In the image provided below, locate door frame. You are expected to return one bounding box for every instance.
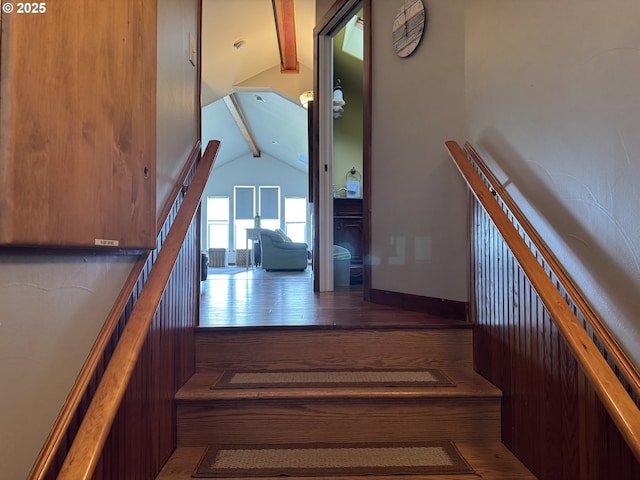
[312,0,371,295]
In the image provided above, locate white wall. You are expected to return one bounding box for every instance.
[0,1,199,478]
[201,153,310,261]
[237,64,314,106]
[0,256,135,479]
[157,0,200,216]
[370,0,468,301]
[465,0,640,365]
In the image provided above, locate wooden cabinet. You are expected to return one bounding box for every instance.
[0,0,157,250]
[333,198,363,284]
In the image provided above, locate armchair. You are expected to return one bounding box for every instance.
[259,230,309,271]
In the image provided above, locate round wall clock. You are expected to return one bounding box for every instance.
[392,0,427,58]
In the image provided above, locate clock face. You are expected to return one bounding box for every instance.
[392,0,426,58]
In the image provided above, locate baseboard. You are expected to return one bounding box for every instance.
[368,289,467,320]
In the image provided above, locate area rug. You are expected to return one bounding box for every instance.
[192,441,474,477]
[210,369,455,389]
[208,267,248,275]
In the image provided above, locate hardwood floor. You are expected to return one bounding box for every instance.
[199,267,466,329]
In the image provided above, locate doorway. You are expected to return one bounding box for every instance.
[313,0,370,296]
[198,0,316,279]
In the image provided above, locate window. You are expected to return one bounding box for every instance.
[285,197,307,243]
[206,196,229,249]
[234,186,255,249]
[259,186,281,232]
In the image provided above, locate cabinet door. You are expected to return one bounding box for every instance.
[0,0,156,250]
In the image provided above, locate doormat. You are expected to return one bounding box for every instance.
[210,369,455,389]
[192,441,474,477]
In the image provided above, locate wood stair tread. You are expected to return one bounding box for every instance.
[157,442,536,479]
[196,317,473,332]
[177,368,502,402]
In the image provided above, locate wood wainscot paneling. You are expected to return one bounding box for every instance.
[93,213,199,479]
[470,196,640,479]
[368,288,467,321]
[0,0,156,250]
[33,157,201,480]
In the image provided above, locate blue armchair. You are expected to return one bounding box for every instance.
[259,230,309,271]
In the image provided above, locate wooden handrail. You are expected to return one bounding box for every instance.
[445,140,640,462]
[463,142,640,398]
[158,140,203,231]
[27,141,202,480]
[57,140,220,480]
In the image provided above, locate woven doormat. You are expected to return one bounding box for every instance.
[211,369,455,389]
[192,441,474,477]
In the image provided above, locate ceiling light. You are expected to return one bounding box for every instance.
[299,90,314,109]
[333,79,345,119]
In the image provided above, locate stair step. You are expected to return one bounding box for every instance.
[164,324,536,479]
[195,327,473,372]
[157,442,537,479]
[176,368,502,447]
[178,369,500,402]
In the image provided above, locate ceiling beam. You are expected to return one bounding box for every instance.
[272,0,299,73]
[223,94,261,158]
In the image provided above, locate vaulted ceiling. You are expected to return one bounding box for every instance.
[201,0,316,172]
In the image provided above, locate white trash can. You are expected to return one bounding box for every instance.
[333,245,352,286]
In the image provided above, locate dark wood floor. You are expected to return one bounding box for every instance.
[199,267,467,329]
